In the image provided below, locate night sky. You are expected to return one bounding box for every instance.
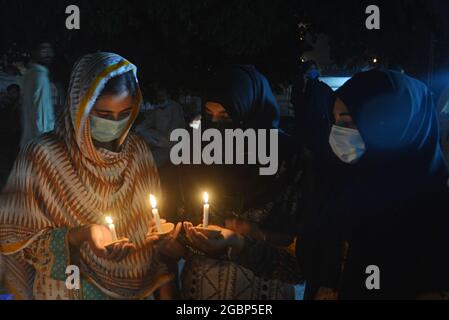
[1,0,448,95]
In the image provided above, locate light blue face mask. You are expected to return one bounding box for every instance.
[329,125,366,164]
[90,115,130,143]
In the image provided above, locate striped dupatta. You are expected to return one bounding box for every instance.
[0,53,172,299]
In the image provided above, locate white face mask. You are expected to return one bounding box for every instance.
[329,125,366,164]
[90,115,130,143]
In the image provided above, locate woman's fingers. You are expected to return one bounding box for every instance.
[106,242,135,261]
[125,242,136,252]
[189,224,209,241]
[179,221,231,257]
[146,234,161,244]
[173,222,182,239]
[127,243,137,255]
[184,222,191,233]
[183,222,194,243]
[189,228,212,251]
[191,227,209,241]
[182,221,222,254]
[95,247,109,259]
[184,221,194,228]
[106,242,124,260]
[146,232,175,248]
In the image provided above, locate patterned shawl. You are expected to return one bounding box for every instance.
[0,52,172,299]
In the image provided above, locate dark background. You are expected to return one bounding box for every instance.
[1,0,449,96]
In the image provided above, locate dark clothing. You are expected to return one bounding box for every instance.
[0,98,21,188]
[236,236,303,285]
[171,66,310,300]
[177,65,310,238]
[290,75,305,113]
[232,70,449,300]
[293,79,335,158]
[201,66,306,234]
[301,70,449,299]
[204,65,281,130]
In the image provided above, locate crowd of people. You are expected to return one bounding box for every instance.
[0,50,449,300]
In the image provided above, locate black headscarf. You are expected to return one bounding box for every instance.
[203,65,281,130]
[334,70,448,220]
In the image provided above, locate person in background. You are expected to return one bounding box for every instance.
[291,60,319,122]
[4,65,21,77]
[20,41,56,148]
[291,61,335,158]
[0,84,21,188]
[5,84,20,103]
[5,84,21,144]
[135,87,186,168]
[51,81,66,121]
[290,63,338,261]
[134,87,186,223]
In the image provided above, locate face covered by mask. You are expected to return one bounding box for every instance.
[329,125,366,164]
[90,115,130,143]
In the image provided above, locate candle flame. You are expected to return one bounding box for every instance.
[149,194,157,209]
[203,192,209,204]
[105,216,113,225]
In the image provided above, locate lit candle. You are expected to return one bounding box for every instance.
[149,194,163,233]
[105,216,118,242]
[203,192,210,229]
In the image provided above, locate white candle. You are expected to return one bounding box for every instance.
[105,216,118,242]
[149,194,163,233]
[203,192,210,229]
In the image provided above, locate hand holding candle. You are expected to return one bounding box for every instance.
[100,217,134,260]
[149,194,163,233]
[193,191,220,238]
